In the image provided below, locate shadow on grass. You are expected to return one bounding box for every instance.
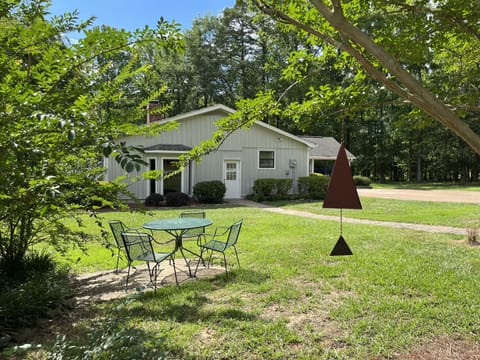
[123,268,268,324]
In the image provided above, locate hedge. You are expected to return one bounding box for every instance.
[297,174,329,200]
[193,180,226,203]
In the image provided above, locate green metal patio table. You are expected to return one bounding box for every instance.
[143,217,213,277]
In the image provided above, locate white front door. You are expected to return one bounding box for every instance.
[224,160,241,198]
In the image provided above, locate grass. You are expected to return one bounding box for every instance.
[267,197,480,228]
[7,202,480,359]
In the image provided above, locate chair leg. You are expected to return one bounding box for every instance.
[171,256,178,285]
[233,246,240,267]
[194,247,205,276]
[222,253,228,274]
[197,235,206,266]
[207,250,213,269]
[179,247,192,277]
[146,262,154,286]
[152,263,159,291]
[115,248,121,274]
[125,263,131,291]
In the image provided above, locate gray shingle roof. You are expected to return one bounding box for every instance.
[299,136,356,160]
[144,144,192,152]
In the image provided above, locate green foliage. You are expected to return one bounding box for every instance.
[63,179,128,210]
[164,192,190,207]
[193,180,226,203]
[353,175,371,187]
[48,299,169,359]
[276,178,293,195]
[297,174,329,200]
[0,251,71,330]
[144,193,164,207]
[230,0,480,180]
[0,1,183,278]
[250,178,292,201]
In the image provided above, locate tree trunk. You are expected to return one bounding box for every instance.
[256,1,480,155]
[416,155,423,182]
[311,0,480,155]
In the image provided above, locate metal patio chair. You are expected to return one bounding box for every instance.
[180,210,207,243]
[108,220,141,273]
[180,210,207,265]
[195,219,243,275]
[121,231,177,290]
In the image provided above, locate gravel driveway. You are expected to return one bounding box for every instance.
[357,188,480,204]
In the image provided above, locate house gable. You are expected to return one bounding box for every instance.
[299,136,356,160]
[151,104,314,150]
[107,104,314,200]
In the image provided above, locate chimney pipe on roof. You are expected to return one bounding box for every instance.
[147,100,163,124]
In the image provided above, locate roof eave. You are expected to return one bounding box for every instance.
[254,120,315,148]
[144,150,190,154]
[309,155,357,160]
[152,104,236,125]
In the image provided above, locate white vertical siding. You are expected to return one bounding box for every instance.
[105,108,311,199]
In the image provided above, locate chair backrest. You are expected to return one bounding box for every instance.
[225,219,243,248]
[180,210,206,237]
[121,232,154,262]
[109,220,126,248]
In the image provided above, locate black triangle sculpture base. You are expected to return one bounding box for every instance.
[330,235,353,256]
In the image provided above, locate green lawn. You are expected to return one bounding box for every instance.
[19,203,480,359]
[267,197,480,228]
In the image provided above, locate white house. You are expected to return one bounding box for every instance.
[104,104,352,200]
[299,136,356,175]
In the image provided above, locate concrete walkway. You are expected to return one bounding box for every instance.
[73,261,225,303]
[229,199,468,236]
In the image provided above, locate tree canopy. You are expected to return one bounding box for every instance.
[0,0,182,277]
[248,0,480,154]
[3,0,480,277]
[146,0,479,181]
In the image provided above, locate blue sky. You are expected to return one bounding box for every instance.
[48,0,236,31]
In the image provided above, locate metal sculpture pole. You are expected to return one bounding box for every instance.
[322,143,362,256]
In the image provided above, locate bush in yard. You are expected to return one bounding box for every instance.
[193,180,226,203]
[252,178,277,197]
[250,178,293,201]
[48,299,169,359]
[297,174,329,200]
[165,192,190,207]
[245,192,265,202]
[144,193,164,206]
[275,179,293,196]
[353,175,372,187]
[0,251,71,331]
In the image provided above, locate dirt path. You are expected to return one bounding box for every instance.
[260,206,467,235]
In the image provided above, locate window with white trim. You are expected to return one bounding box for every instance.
[258,150,275,169]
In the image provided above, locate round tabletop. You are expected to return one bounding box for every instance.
[143,217,213,231]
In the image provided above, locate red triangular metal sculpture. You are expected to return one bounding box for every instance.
[323,143,362,256]
[330,235,353,256]
[323,143,362,209]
